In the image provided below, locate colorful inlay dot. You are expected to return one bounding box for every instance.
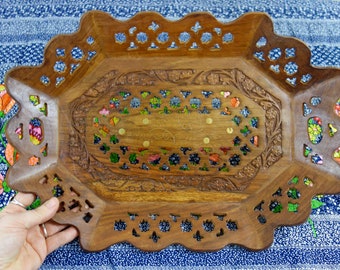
[203,137,210,144]
[118,128,126,135]
[226,127,233,134]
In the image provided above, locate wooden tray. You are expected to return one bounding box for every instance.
[5,11,340,251]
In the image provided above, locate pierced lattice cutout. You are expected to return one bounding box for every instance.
[29,95,40,106]
[253,33,317,88]
[29,118,43,145]
[301,74,312,84]
[254,51,265,62]
[70,186,80,197]
[112,209,239,245]
[38,175,48,185]
[191,21,202,33]
[58,201,66,212]
[307,116,323,145]
[300,91,339,166]
[85,199,94,209]
[52,184,64,197]
[70,63,80,74]
[268,48,282,61]
[252,174,314,224]
[335,98,340,117]
[148,21,159,32]
[284,62,298,75]
[285,48,296,58]
[56,48,66,57]
[71,47,84,60]
[40,75,50,86]
[222,33,233,43]
[270,64,280,74]
[333,147,340,165]
[136,32,148,44]
[40,143,48,157]
[285,77,297,87]
[68,199,81,212]
[86,36,95,45]
[83,212,93,223]
[28,155,40,166]
[54,61,67,73]
[288,202,299,213]
[256,36,267,47]
[15,123,23,140]
[39,103,47,116]
[159,220,171,232]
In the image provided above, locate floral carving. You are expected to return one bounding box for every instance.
[69,68,282,192]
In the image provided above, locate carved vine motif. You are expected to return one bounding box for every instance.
[69,69,282,192]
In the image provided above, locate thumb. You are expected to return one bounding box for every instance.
[21,197,59,229]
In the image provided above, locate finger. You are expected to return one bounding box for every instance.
[46,226,79,254]
[5,192,36,212]
[13,192,36,206]
[21,197,59,229]
[44,221,69,236]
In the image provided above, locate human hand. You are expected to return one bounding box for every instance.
[0,192,78,270]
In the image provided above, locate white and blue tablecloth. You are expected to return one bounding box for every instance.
[0,1,339,269]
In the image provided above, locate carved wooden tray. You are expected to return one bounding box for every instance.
[5,11,340,251]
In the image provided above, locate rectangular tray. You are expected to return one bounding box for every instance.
[5,11,340,251]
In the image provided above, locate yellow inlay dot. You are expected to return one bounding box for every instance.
[142,118,150,125]
[143,141,150,147]
[206,118,213,124]
[203,137,210,144]
[118,128,126,135]
[226,127,233,134]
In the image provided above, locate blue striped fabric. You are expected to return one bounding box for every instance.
[0,1,339,269]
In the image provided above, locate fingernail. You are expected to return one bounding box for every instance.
[45,197,58,209]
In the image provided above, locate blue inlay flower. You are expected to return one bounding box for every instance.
[201,32,212,43]
[179,32,190,43]
[157,32,169,43]
[181,219,192,232]
[114,220,127,231]
[139,220,150,232]
[115,33,126,43]
[136,32,148,43]
[159,220,171,232]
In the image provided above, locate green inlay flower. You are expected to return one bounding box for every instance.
[110,135,119,144]
[140,108,150,115]
[141,91,151,98]
[150,96,161,109]
[160,106,171,114]
[121,107,129,114]
[129,153,139,164]
[287,188,300,199]
[289,176,299,184]
[287,202,299,212]
[110,152,120,163]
